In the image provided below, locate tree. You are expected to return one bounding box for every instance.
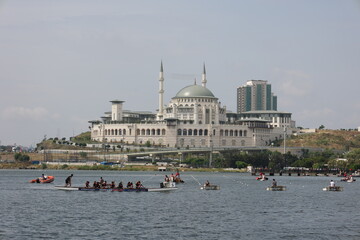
[235,161,247,169]
[14,153,30,162]
[319,125,325,130]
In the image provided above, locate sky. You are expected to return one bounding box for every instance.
[1,0,360,147]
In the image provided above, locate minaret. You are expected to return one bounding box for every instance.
[158,61,164,119]
[202,63,207,87]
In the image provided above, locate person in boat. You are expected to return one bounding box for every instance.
[118,181,123,189]
[41,174,47,180]
[99,177,104,185]
[135,181,143,189]
[110,181,115,189]
[65,174,73,187]
[85,181,90,188]
[205,180,210,186]
[92,181,98,188]
[164,175,170,182]
[272,179,277,187]
[127,182,133,189]
[330,180,335,188]
[261,173,266,180]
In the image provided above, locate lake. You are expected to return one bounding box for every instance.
[0,169,359,240]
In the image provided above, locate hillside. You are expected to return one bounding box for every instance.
[286,130,360,150]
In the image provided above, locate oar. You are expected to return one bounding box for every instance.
[191,175,202,187]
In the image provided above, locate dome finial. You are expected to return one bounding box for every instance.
[194,78,197,85]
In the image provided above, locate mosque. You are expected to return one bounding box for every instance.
[89,63,293,148]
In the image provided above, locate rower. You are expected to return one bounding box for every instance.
[272,179,277,187]
[330,180,335,188]
[205,180,210,186]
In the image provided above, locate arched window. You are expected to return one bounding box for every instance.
[220,130,224,136]
[111,129,114,135]
[244,130,247,137]
[157,129,161,135]
[146,129,150,135]
[162,129,166,135]
[194,129,198,136]
[213,129,216,136]
[136,129,140,135]
[152,129,156,135]
[199,129,203,136]
[234,130,238,137]
[115,129,118,135]
[239,130,243,137]
[141,129,145,135]
[123,129,126,135]
[177,129,182,135]
[183,129,187,136]
[119,129,122,136]
[204,129,208,136]
[225,130,229,136]
[230,130,233,136]
[188,129,193,135]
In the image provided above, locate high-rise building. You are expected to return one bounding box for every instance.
[237,80,277,113]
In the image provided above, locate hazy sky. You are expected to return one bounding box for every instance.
[1,0,360,147]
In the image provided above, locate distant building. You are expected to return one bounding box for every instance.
[237,80,277,113]
[89,63,292,148]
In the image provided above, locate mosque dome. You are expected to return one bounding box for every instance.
[174,85,216,98]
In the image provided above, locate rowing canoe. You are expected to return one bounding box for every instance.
[200,185,220,190]
[323,186,343,191]
[266,186,286,191]
[54,186,177,192]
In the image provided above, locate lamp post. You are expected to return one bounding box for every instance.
[283,126,287,154]
[209,134,213,168]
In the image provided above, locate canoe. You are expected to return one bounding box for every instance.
[54,186,177,192]
[29,176,55,183]
[322,186,343,191]
[201,185,220,190]
[266,186,286,191]
[256,177,268,181]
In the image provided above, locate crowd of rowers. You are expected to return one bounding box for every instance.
[84,177,144,189]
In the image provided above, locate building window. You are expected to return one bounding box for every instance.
[194,129,198,136]
[188,129,193,135]
[162,129,166,135]
[177,129,182,135]
[141,129,145,135]
[123,129,126,135]
[204,129,208,136]
[199,129,203,136]
[183,129,187,136]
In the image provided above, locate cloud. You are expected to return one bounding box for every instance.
[273,68,313,97]
[1,106,58,121]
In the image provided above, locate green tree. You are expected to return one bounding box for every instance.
[235,161,247,169]
[319,125,325,130]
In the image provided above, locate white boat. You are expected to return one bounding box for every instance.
[322,186,343,191]
[201,184,220,190]
[266,185,286,191]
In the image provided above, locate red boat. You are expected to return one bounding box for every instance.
[29,176,55,183]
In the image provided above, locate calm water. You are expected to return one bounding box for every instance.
[0,169,359,240]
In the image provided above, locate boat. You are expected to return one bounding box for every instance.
[29,176,55,183]
[266,186,286,191]
[322,186,343,191]
[55,181,177,192]
[256,177,268,181]
[201,184,220,190]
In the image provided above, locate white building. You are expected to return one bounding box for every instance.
[89,63,289,148]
